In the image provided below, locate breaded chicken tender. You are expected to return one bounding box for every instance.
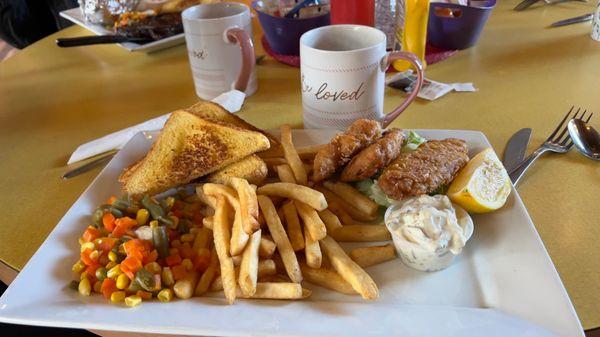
[377,138,469,200]
[340,128,404,182]
[313,119,382,182]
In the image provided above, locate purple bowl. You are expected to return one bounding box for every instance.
[427,0,496,50]
[252,1,330,56]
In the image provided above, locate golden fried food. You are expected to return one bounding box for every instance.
[378,139,469,200]
[313,119,382,182]
[340,128,405,182]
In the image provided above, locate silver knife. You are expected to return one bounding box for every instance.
[514,0,540,11]
[503,128,532,173]
[550,13,594,27]
[62,150,118,180]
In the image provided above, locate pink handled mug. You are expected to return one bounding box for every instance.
[300,25,423,129]
[182,3,257,100]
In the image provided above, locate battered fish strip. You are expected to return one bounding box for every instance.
[313,119,382,183]
[377,138,469,200]
[340,128,405,182]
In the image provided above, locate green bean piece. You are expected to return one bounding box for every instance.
[95,267,107,281]
[141,195,165,220]
[135,268,156,291]
[91,208,104,227]
[152,225,169,259]
[127,279,142,293]
[109,207,123,218]
[111,199,130,212]
[160,197,175,213]
[157,216,174,227]
[68,280,79,290]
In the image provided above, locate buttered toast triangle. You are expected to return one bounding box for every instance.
[205,154,268,186]
[122,110,270,196]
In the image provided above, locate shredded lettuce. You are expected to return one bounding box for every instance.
[402,131,427,153]
[355,179,397,207]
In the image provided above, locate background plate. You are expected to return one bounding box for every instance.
[0,129,584,337]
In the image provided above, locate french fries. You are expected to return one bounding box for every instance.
[263,157,287,172]
[213,196,237,304]
[230,208,250,256]
[259,144,326,160]
[257,195,302,283]
[276,164,297,184]
[203,183,239,210]
[259,235,277,258]
[196,184,217,208]
[225,177,260,234]
[239,230,261,296]
[299,262,356,295]
[320,236,379,300]
[257,183,327,211]
[316,186,376,221]
[209,261,280,292]
[282,201,304,251]
[318,209,343,233]
[304,225,322,268]
[192,227,212,252]
[237,282,307,300]
[349,244,397,268]
[174,271,199,299]
[294,201,326,241]
[195,247,219,296]
[280,125,308,185]
[202,216,214,230]
[323,181,379,219]
[330,225,392,242]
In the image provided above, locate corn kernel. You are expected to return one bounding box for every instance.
[144,262,161,274]
[93,238,103,246]
[110,291,126,303]
[169,248,179,256]
[189,227,200,234]
[125,295,142,307]
[157,288,173,302]
[171,240,181,248]
[105,261,117,270]
[78,237,85,245]
[161,267,174,287]
[118,244,126,255]
[108,251,118,262]
[136,209,150,226]
[116,273,130,290]
[78,277,91,296]
[72,260,86,273]
[136,290,152,300]
[149,220,159,228]
[80,272,89,280]
[107,265,122,279]
[93,280,102,293]
[80,242,95,252]
[180,233,195,243]
[181,258,193,271]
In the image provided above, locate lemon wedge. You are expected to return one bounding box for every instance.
[447,148,511,213]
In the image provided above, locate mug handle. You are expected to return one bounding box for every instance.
[225,27,255,92]
[381,51,424,128]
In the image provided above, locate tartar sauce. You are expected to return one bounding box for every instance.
[384,194,473,272]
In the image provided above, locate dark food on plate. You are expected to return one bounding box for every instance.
[114,12,183,40]
[377,139,469,200]
[312,119,382,182]
[340,128,405,182]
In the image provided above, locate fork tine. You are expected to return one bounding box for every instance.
[554,108,583,144]
[546,106,574,142]
[585,112,594,123]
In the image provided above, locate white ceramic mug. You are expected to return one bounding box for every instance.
[300,25,424,129]
[182,3,258,100]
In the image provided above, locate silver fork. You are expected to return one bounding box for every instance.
[509,107,594,185]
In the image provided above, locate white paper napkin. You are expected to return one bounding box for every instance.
[67,90,246,165]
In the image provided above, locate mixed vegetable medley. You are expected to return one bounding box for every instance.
[70,191,211,307]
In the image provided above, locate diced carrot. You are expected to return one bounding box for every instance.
[121,257,142,279]
[101,278,117,299]
[194,251,211,273]
[82,227,101,243]
[143,249,158,264]
[167,229,180,241]
[84,263,100,283]
[102,213,116,232]
[106,196,118,205]
[172,209,184,218]
[81,249,96,266]
[180,245,195,260]
[171,264,187,281]
[98,237,118,252]
[173,200,185,211]
[123,239,145,261]
[136,290,152,300]
[193,212,203,225]
[165,254,182,267]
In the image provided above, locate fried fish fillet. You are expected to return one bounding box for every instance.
[340,128,405,182]
[377,138,469,200]
[313,119,382,183]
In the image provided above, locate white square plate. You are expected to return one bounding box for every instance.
[59,8,185,53]
[0,129,584,337]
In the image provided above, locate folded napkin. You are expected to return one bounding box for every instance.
[67,90,246,165]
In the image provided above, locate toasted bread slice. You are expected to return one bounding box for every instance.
[205,154,268,185]
[122,110,270,196]
[186,100,280,149]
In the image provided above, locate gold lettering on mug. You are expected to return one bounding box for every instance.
[301,73,313,93]
[314,82,365,102]
[190,49,206,60]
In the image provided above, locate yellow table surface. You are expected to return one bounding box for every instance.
[0,0,599,330]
